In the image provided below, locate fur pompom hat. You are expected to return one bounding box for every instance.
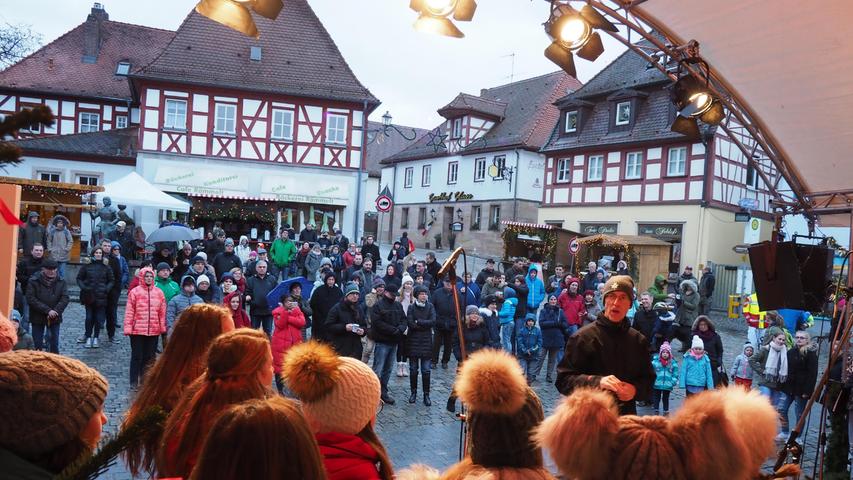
[535,387,783,480]
[453,349,546,471]
[281,341,380,435]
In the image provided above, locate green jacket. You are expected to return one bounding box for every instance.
[155,276,181,303]
[648,274,669,303]
[270,238,297,268]
[0,447,52,479]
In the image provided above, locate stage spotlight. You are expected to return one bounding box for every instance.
[543,4,616,77]
[669,73,725,139]
[195,0,284,39]
[410,0,477,38]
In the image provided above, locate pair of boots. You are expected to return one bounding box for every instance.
[408,372,431,406]
[396,361,409,377]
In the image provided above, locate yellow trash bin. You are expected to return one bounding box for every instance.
[728,295,741,319]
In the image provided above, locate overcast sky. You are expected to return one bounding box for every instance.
[0,0,626,129]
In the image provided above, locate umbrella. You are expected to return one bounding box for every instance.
[147,225,201,243]
[266,276,315,310]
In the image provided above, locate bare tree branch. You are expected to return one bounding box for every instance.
[0,23,42,69]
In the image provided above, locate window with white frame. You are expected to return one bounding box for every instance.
[214,103,236,134]
[37,171,61,182]
[164,99,187,130]
[75,174,100,186]
[625,151,643,179]
[115,115,128,129]
[470,205,482,230]
[493,155,506,179]
[452,118,463,139]
[488,205,501,230]
[587,155,604,181]
[422,165,431,187]
[667,147,687,176]
[564,111,578,133]
[326,114,347,144]
[115,61,131,76]
[615,101,631,126]
[556,158,571,183]
[79,112,100,133]
[447,161,458,184]
[473,157,486,182]
[272,109,294,140]
[403,167,413,188]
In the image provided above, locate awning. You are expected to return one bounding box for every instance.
[97,172,190,213]
[618,0,853,226]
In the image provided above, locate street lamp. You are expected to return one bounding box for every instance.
[367,111,419,145]
[194,0,284,38]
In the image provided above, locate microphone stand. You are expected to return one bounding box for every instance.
[437,247,469,461]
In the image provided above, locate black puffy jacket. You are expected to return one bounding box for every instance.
[538,304,568,349]
[324,299,366,359]
[453,319,491,360]
[26,273,69,325]
[431,286,462,331]
[370,295,406,344]
[310,284,344,342]
[406,301,435,358]
[212,251,242,282]
[76,260,114,307]
[245,273,278,316]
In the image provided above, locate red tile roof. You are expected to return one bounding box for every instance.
[437,93,507,120]
[134,1,379,107]
[0,18,173,100]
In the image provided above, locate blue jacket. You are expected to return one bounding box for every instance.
[678,353,714,389]
[538,304,568,349]
[652,354,679,391]
[516,324,542,357]
[499,296,517,325]
[457,279,480,307]
[166,291,204,329]
[525,276,546,309]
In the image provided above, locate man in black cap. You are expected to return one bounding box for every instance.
[475,258,497,289]
[370,283,406,404]
[25,259,68,353]
[555,275,655,415]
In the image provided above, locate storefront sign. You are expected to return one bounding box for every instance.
[638,223,683,240]
[260,175,350,206]
[428,191,474,203]
[579,223,618,235]
[154,166,249,196]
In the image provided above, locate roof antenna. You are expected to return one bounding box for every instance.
[501,52,516,83]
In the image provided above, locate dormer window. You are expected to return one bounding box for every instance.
[116,61,131,76]
[615,101,631,126]
[564,111,578,133]
[452,118,463,139]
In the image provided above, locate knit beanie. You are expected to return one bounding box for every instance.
[659,341,672,357]
[413,285,429,297]
[156,262,171,272]
[401,273,414,286]
[454,349,545,469]
[282,342,380,435]
[196,274,211,286]
[691,335,704,350]
[602,275,635,301]
[466,305,480,316]
[0,351,108,456]
[344,282,359,296]
[0,313,16,353]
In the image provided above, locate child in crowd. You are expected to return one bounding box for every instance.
[730,342,755,389]
[650,301,676,351]
[156,329,273,478]
[10,310,34,350]
[678,335,714,396]
[498,287,518,352]
[189,397,328,480]
[583,290,600,325]
[651,341,678,415]
[271,294,307,394]
[516,314,543,384]
[122,304,235,478]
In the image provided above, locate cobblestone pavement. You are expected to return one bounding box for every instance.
[51,248,832,477]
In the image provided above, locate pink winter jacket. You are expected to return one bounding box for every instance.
[124,268,167,336]
[271,305,306,374]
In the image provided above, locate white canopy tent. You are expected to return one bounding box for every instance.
[96,171,190,213]
[583,0,853,229]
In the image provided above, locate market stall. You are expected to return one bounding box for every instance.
[0,176,104,260]
[500,221,583,272]
[577,234,671,294]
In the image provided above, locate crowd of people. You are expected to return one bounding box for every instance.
[1,221,834,479]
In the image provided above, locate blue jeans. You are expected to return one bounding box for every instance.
[518,351,542,381]
[759,385,783,406]
[84,305,106,339]
[500,323,514,352]
[778,392,808,434]
[32,322,60,353]
[372,342,397,397]
[566,324,578,338]
[409,357,431,375]
[57,261,66,280]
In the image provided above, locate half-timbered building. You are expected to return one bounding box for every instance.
[380,72,582,257]
[538,44,774,275]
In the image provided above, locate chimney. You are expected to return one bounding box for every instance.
[82,3,109,64]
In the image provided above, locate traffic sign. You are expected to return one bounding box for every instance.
[375,194,393,212]
[738,198,760,210]
[568,236,580,255]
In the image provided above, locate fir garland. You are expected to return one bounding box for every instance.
[190,198,278,225]
[500,224,558,266]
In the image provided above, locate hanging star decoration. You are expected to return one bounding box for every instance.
[425,128,448,153]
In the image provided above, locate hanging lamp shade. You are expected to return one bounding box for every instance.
[195,0,259,38]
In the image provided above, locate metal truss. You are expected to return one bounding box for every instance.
[546,0,816,220]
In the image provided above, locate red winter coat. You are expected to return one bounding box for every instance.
[558,290,586,326]
[342,250,356,269]
[271,305,306,373]
[224,291,251,329]
[124,268,167,336]
[316,432,381,480]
